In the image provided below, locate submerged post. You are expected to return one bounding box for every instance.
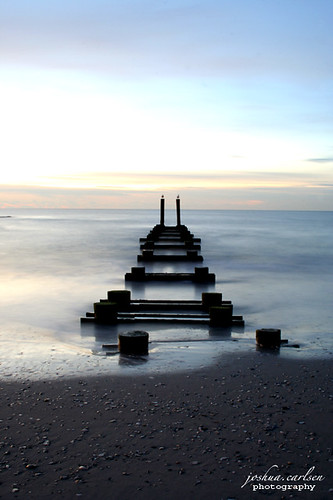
[176,195,181,226]
[160,195,165,226]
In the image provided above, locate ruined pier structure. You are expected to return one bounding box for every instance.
[137,195,203,263]
[82,196,244,329]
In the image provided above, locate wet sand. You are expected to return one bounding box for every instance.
[0,352,332,499]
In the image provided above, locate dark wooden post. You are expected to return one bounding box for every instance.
[202,292,222,311]
[256,328,281,348]
[131,267,146,280]
[160,195,165,226]
[176,195,181,226]
[107,290,131,310]
[209,305,233,326]
[94,302,118,324]
[194,267,209,281]
[118,331,149,355]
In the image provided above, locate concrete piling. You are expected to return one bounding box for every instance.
[202,292,222,310]
[118,330,149,355]
[160,195,165,226]
[194,267,209,282]
[256,328,281,349]
[209,305,233,326]
[94,301,118,324]
[107,290,131,310]
[176,195,181,226]
[130,267,146,280]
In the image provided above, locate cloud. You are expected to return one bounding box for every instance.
[306,157,333,164]
[307,183,333,188]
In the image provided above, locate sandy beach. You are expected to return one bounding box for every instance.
[0,351,331,499]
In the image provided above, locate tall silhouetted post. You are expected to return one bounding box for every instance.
[176,195,181,226]
[160,195,165,226]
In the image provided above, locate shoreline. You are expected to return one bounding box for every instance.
[0,352,331,499]
[1,320,332,383]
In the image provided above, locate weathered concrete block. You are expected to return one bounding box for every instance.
[107,290,131,310]
[256,328,281,349]
[202,292,222,310]
[131,267,146,279]
[194,267,209,278]
[94,301,117,324]
[118,330,149,355]
[209,305,233,326]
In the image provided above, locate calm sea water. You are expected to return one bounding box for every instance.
[0,209,332,378]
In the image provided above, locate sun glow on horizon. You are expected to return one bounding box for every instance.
[0,72,321,192]
[0,171,325,194]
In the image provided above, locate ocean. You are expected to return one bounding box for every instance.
[0,209,332,379]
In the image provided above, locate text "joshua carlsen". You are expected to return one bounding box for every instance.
[241,464,325,491]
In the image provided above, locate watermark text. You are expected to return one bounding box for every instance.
[241,465,325,493]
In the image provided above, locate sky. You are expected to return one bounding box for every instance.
[0,0,332,210]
